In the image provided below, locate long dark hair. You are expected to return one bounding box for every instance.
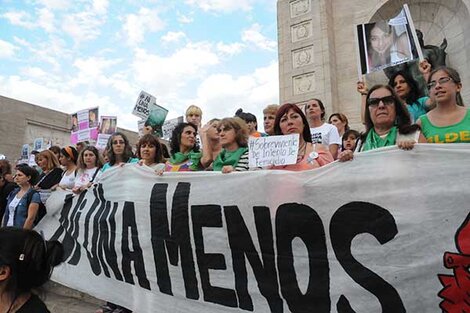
[106,132,134,166]
[0,227,63,294]
[136,134,165,164]
[388,71,421,104]
[169,123,200,155]
[363,84,419,142]
[274,103,312,143]
[428,66,464,106]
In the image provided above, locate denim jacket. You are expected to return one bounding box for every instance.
[2,188,41,228]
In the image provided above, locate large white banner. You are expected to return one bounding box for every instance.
[38,145,470,313]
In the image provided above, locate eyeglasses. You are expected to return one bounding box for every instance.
[112,140,125,145]
[367,95,395,108]
[427,77,453,90]
[217,127,232,133]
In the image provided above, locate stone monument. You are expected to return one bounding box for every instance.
[277,0,470,129]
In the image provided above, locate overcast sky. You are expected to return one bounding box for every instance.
[0,0,279,132]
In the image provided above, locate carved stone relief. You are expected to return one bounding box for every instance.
[290,0,311,18]
[291,20,313,43]
[293,72,315,95]
[292,46,313,68]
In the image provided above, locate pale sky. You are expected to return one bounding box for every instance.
[0,0,279,132]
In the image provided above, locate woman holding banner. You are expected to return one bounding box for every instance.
[72,146,103,194]
[339,85,419,161]
[270,103,333,171]
[55,146,78,191]
[212,117,250,173]
[101,132,138,173]
[166,123,203,172]
[136,134,165,174]
[418,67,470,143]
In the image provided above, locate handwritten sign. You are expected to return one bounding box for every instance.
[96,134,111,150]
[162,116,184,140]
[248,134,299,167]
[132,90,157,120]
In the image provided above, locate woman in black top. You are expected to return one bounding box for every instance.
[0,227,64,312]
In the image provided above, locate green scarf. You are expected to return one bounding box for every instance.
[362,127,398,151]
[213,147,248,171]
[169,150,202,171]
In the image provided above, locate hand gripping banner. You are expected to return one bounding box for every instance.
[37,144,470,313]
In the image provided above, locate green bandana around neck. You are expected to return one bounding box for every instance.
[169,150,202,171]
[362,126,398,151]
[213,147,248,171]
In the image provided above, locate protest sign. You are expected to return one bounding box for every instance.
[37,145,470,312]
[248,134,299,167]
[96,134,111,150]
[99,116,117,135]
[21,144,29,160]
[137,119,146,137]
[132,91,157,120]
[70,107,99,144]
[162,116,184,140]
[33,138,43,151]
[356,7,421,74]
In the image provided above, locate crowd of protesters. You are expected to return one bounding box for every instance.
[0,61,468,312]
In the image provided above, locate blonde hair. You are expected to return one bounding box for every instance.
[263,104,279,115]
[185,105,202,117]
[37,150,60,171]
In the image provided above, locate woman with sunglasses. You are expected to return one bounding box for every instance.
[358,60,433,123]
[339,85,419,161]
[418,66,470,143]
[212,117,250,173]
[270,103,333,171]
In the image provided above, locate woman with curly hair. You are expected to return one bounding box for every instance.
[166,122,202,172]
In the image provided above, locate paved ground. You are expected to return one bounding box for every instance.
[41,281,105,313]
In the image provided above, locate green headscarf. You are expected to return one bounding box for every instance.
[362,126,398,151]
[169,150,202,171]
[213,147,248,171]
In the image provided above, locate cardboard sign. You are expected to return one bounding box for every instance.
[162,116,184,140]
[70,107,99,144]
[132,91,157,120]
[33,138,44,151]
[248,134,299,167]
[99,116,117,135]
[96,134,111,150]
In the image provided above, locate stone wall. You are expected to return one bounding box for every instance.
[0,95,139,162]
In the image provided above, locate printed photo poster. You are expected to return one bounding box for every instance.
[356,8,419,74]
[33,138,43,151]
[132,90,157,120]
[21,144,29,161]
[99,116,117,135]
[70,107,99,144]
[162,116,184,140]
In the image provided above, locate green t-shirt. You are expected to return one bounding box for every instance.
[419,109,470,143]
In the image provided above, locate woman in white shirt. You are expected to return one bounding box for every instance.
[56,146,78,190]
[72,146,103,194]
[304,98,341,159]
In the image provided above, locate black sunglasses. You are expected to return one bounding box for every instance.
[367,95,395,108]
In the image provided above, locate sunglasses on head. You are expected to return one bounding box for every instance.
[367,95,395,108]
